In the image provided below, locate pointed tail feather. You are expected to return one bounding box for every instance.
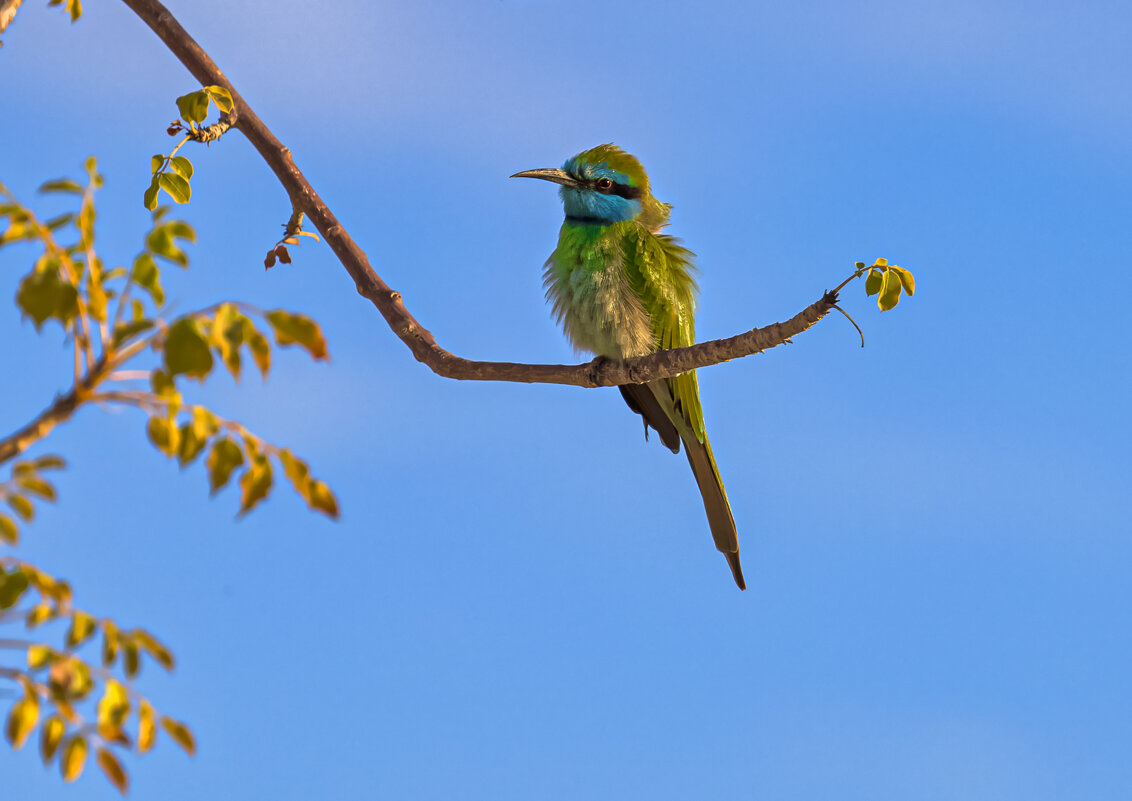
[682,430,746,590]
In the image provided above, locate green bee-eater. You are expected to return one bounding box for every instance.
[513,144,745,590]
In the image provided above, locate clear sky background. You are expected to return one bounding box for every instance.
[2,0,1129,798]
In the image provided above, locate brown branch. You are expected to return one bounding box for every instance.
[0,356,114,466]
[119,0,845,388]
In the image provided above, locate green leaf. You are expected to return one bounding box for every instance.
[246,325,271,378]
[31,455,66,471]
[160,717,196,756]
[40,716,65,765]
[238,459,273,515]
[60,734,87,782]
[164,220,196,243]
[265,310,329,360]
[177,422,208,466]
[207,438,244,493]
[175,90,210,124]
[16,269,79,330]
[143,177,160,211]
[892,265,915,296]
[132,252,165,306]
[211,303,245,380]
[111,318,154,347]
[168,156,194,181]
[96,747,129,795]
[0,515,17,545]
[6,495,33,523]
[150,368,177,398]
[872,257,888,268]
[146,416,181,458]
[44,213,75,231]
[157,172,191,205]
[164,318,215,380]
[878,268,903,311]
[204,85,234,114]
[121,641,140,678]
[864,269,882,296]
[101,620,119,667]
[147,225,189,267]
[0,567,30,608]
[38,179,84,195]
[151,155,165,175]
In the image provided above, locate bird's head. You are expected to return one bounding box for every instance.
[512,144,669,228]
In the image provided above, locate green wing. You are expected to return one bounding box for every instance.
[622,228,705,441]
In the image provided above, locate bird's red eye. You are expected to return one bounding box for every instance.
[597,178,613,190]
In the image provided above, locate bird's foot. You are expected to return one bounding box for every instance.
[587,354,618,386]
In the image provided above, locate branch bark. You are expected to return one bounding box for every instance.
[120,0,839,388]
[0,358,110,466]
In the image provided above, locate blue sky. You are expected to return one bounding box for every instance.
[1,0,1130,798]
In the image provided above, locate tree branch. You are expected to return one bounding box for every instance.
[120,0,841,387]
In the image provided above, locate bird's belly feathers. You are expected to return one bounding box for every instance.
[543,226,654,359]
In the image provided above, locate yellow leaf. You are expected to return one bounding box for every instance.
[161,716,196,756]
[5,695,39,750]
[207,438,244,494]
[265,310,329,361]
[892,265,915,296]
[878,267,903,311]
[97,747,129,795]
[26,603,53,629]
[60,734,87,782]
[137,702,156,753]
[0,514,19,544]
[40,715,65,764]
[308,480,340,519]
[132,628,174,671]
[101,620,119,667]
[238,459,273,516]
[97,680,130,729]
[65,610,96,648]
[27,643,54,670]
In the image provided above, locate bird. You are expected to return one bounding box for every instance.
[512,144,745,590]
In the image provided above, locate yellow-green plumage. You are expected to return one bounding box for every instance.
[515,144,745,590]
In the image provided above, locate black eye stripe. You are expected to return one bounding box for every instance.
[587,178,642,200]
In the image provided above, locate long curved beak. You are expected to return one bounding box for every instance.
[510,167,582,188]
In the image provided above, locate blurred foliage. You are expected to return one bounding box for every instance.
[0,159,338,792]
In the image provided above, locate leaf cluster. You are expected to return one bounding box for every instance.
[0,456,65,546]
[144,86,233,211]
[860,257,916,311]
[2,559,193,795]
[1,162,339,788]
